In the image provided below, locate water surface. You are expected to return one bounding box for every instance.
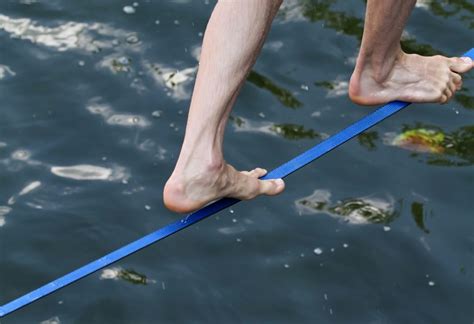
[1,0,473,323]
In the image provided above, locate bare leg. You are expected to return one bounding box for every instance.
[164,0,284,213]
[349,0,473,105]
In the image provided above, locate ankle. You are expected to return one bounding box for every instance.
[355,46,404,83]
[174,149,224,176]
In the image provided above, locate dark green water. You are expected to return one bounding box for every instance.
[1,0,473,323]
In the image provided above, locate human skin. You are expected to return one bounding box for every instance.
[163,0,473,213]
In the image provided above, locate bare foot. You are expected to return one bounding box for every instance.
[163,163,285,213]
[349,50,473,105]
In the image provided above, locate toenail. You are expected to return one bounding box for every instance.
[461,57,472,64]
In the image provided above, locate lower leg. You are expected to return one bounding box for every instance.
[164,0,284,213]
[349,0,473,105]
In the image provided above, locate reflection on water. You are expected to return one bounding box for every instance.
[7,181,42,205]
[86,99,151,128]
[0,14,128,53]
[411,201,430,233]
[40,316,61,324]
[314,80,349,97]
[455,90,474,110]
[51,164,129,181]
[386,124,474,166]
[297,0,441,55]
[147,63,197,101]
[295,189,397,224]
[247,71,302,108]
[100,267,153,285]
[391,128,446,154]
[0,206,12,227]
[270,123,319,140]
[230,116,321,140]
[358,131,378,151]
[354,124,474,166]
[421,0,474,28]
[0,64,15,80]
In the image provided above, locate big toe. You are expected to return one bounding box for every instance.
[450,57,474,74]
[259,178,285,196]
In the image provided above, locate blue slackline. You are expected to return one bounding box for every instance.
[1,48,473,318]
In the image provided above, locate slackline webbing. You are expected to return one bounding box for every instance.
[1,48,473,317]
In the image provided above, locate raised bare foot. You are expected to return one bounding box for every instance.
[163,163,285,213]
[349,50,473,105]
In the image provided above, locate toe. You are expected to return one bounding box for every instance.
[450,57,474,74]
[448,81,457,94]
[251,168,268,178]
[241,168,267,178]
[258,178,285,196]
[440,94,448,104]
[450,72,462,84]
[444,87,453,101]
